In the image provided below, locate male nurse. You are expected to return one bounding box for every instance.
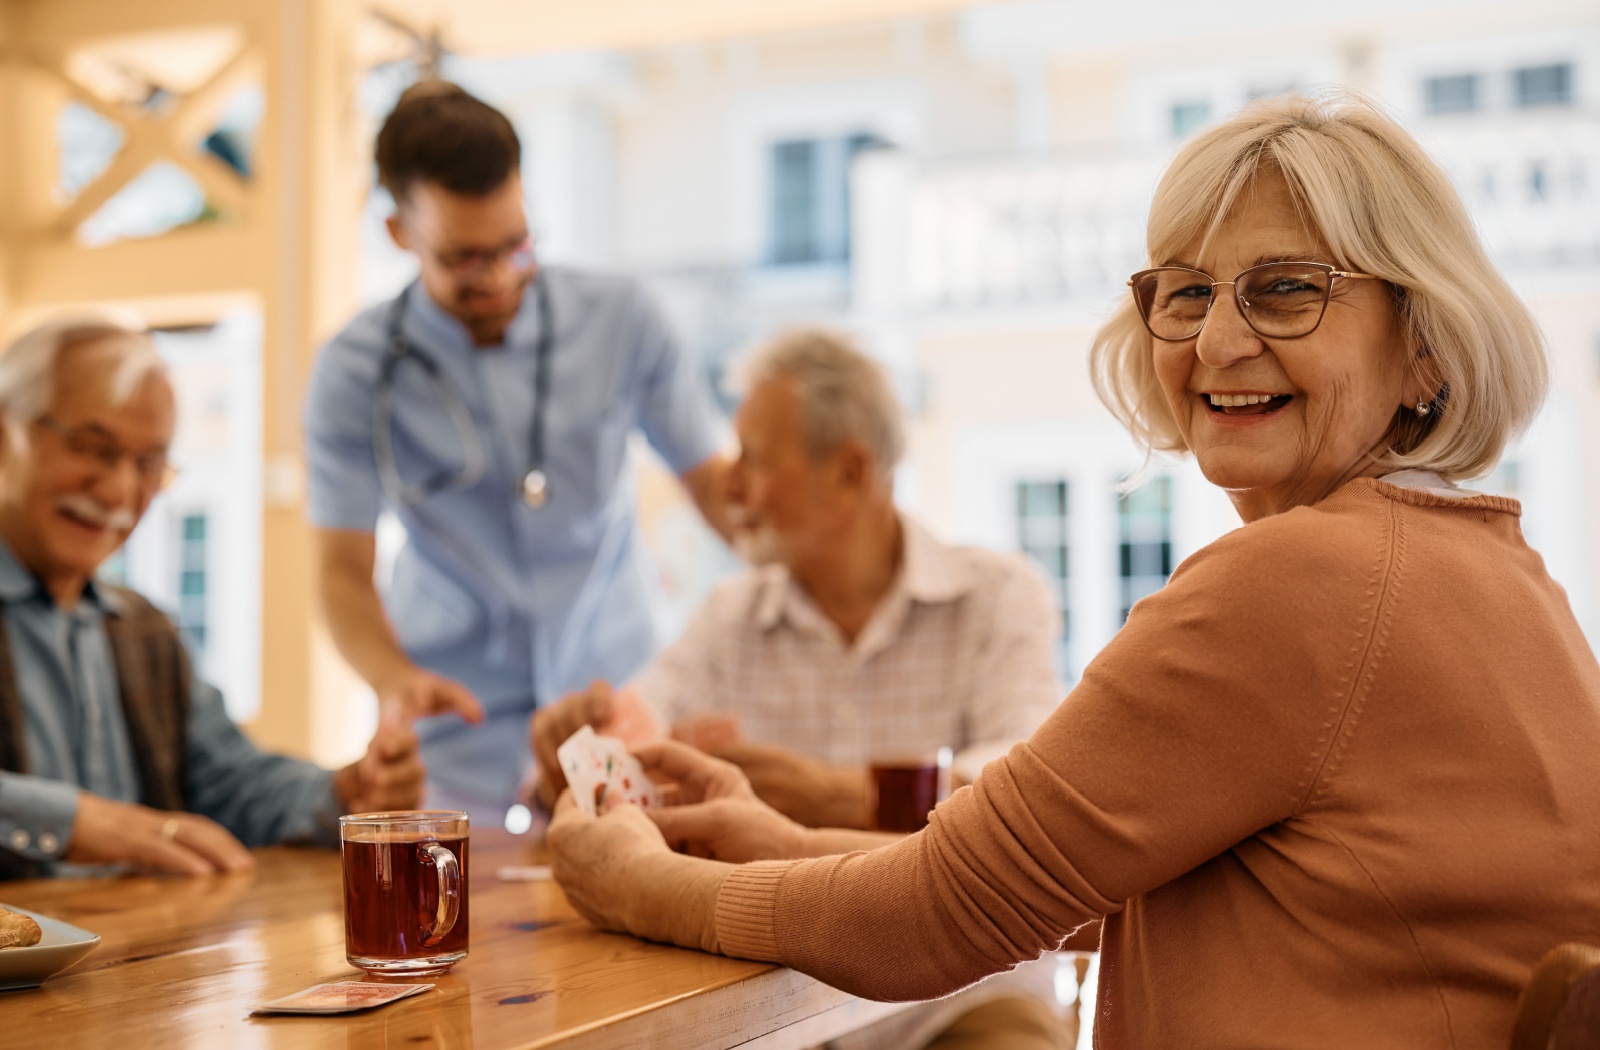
[305,81,732,823]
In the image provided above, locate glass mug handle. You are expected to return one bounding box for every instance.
[416,841,461,947]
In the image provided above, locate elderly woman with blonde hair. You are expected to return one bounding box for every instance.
[547,93,1600,1048]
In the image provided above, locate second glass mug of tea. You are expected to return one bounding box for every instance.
[869,747,953,833]
[339,811,470,976]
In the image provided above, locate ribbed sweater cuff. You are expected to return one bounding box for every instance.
[713,860,798,962]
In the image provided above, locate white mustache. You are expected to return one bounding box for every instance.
[58,494,137,531]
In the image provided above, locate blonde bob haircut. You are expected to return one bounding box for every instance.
[1091,92,1547,481]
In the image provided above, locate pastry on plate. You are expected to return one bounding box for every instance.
[0,907,43,949]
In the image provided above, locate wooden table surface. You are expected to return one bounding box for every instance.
[0,830,908,1049]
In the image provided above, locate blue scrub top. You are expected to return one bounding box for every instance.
[304,266,724,818]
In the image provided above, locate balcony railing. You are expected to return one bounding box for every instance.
[855,110,1600,317]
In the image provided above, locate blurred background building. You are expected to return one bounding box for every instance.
[1,0,1596,760]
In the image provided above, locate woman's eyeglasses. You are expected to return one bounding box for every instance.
[1127,262,1383,341]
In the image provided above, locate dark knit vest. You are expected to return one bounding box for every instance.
[0,586,192,880]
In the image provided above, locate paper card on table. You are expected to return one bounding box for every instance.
[556,726,660,817]
[497,865,553,881]
[252,981,433,1015]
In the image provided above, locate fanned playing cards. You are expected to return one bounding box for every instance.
[556,725,660,817]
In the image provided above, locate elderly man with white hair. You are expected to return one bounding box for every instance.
[0,317,432,881]
[533,328,1071,1049]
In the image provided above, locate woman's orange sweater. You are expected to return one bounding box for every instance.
[713,479,1600,1049]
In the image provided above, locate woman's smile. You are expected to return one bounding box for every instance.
[1197,391,1295,424]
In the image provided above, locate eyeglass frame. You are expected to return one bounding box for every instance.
[33,414,179,492]
[416,230,537,284]
[1126,261,1384,341]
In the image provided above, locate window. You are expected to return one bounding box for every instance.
[767,132,885,266]
[1118,476,1173,623]
[1514,63,1573,107]
[1529,161,1548,202]
[177,513,208,654]
[1425,73,1480,114]
[1016,480,1071,676]
[1170,101,1211,139]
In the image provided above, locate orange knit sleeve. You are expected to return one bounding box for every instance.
[714,498,1398,1000]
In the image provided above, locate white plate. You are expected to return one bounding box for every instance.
[0,904,101,991]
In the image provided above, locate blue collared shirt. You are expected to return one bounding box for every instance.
[0,543,339,875]
[304,266,724,816]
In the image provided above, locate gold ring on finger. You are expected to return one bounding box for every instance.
[160,817,181,843]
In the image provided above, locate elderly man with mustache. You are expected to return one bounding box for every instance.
[0,317,445,881]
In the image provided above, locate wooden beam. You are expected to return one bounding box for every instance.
[0,0,16,330]
[15,225,267,307]
[16,0,260,46]
[368,0,996,56]
[250,0,367,765]
[165,40,261,148]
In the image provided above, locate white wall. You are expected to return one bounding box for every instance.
[125,312,264,722]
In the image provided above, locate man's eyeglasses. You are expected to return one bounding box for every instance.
[35,415,178,492]
[1127,262,1383,341]
[427,234,536,283]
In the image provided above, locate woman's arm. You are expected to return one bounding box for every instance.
[556,516,1391,1000]
[797,827,903,855]
[708,517,1390,1000]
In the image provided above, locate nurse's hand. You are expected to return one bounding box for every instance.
[532,682,661,809]
[380,666,485,726]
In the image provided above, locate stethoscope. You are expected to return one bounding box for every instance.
[373,275,554,508]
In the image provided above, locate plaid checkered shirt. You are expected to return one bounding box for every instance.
[631,516,1064,775]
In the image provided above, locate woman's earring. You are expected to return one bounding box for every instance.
[1414,400,1432,417]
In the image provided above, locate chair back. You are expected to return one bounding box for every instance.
[1511,942,1600,1050]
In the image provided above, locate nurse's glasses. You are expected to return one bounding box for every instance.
[428,234,537,283]
[1127,262,1383,341]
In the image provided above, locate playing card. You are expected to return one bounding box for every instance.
[496,865,553,881]
[557,726,608,817]
[252,982,433,1015]
[556,726,660,817]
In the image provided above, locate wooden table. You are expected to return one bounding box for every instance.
[0,831,909,1049]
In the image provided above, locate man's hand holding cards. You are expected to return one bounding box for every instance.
[556,726,662,817]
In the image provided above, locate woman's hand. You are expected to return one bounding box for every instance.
[547,791,672,936]
[633,739,757,803]
[649,797,811,863]
[633,740,811,863]
[548,789,730,953]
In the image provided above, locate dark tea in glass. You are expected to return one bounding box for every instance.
[869,748,953,833]
[340,811,469,976]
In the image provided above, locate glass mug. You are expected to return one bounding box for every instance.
[868,747,953,833]
[339,811,470,976]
